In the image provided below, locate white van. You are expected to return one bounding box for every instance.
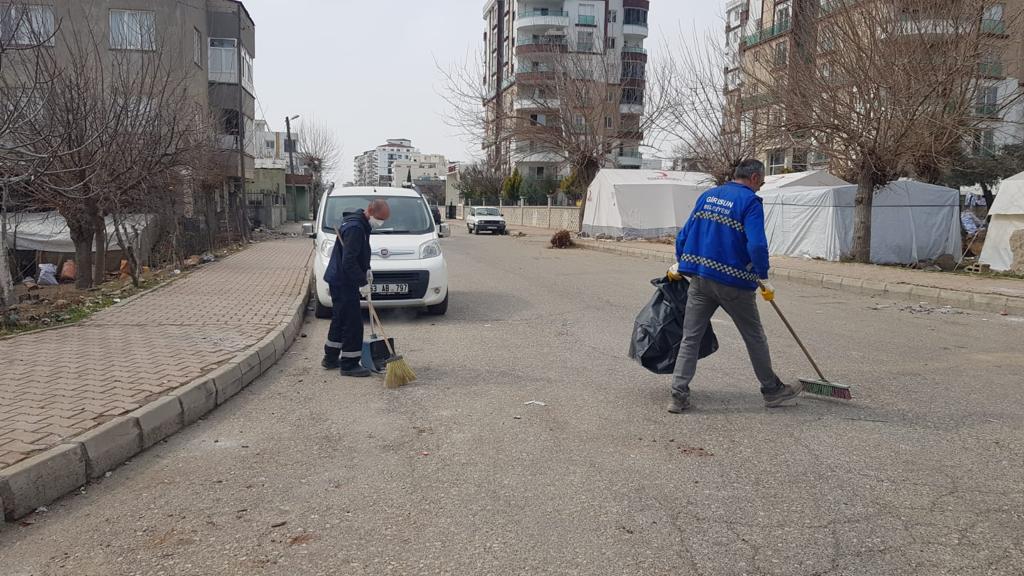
[312,186,450,317]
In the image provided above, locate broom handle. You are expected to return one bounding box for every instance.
[758,281,827,381]
[366,291,397,357]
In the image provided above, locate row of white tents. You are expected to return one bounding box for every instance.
[582,168,1023,270]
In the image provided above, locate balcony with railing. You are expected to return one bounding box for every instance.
[517,9,570,29]
[743,19,791,47]
[516,35,569,55]
[616,150,643,167]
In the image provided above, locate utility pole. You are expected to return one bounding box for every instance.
[285,114,299,175]
[235,3,249,240]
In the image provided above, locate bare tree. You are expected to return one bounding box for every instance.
[12,13,213,288]
[741,0,1021,262]
[298,117,341,213]
[653,29,766,185]
[452,162,504,205]
[1,1,65,307]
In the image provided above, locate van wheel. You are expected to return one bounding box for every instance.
[467,224,472,233]
[315,298,332,319]
[426,293,449,316]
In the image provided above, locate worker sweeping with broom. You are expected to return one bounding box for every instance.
[666,159,803,413]
[322,199,391,378]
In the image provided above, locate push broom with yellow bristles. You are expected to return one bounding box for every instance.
[366,294,416,388]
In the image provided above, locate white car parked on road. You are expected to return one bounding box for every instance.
[312,186,450,318]
[466,207,508,235]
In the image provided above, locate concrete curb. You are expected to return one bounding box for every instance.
[574,240,1024,316]
[0,273,310,522]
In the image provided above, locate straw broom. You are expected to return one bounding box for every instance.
[367,297,416,388]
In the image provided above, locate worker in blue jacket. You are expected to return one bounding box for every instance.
[322,199,390,377]
[666,159,801,412]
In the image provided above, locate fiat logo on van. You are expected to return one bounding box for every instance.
[379,248,391,258]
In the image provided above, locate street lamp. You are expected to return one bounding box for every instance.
[285,114,300,175]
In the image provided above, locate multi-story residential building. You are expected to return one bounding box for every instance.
[725,0,1024,175]
[352,139,421,187]
[482,0,651,181]
[392,153,449,186]
[0,0,257,233]
[206,0,257,193]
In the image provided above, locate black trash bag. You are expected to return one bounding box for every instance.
[628,277,719,375]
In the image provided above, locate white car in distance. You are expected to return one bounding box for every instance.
[311,187,450,318]
[466,207,508,235]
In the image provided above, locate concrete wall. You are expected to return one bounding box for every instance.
[456,204,581,232]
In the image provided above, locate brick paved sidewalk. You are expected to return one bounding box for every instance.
[0,237,312,469]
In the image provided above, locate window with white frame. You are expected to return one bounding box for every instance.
[109,9,155,51]
[193,28,202,67]
[1,4,55,46]
[608,9,617,23]
[209,38,238,83]
[579,4,596,26]
[977,84,999,116]
[768,149,787,175]
[240,46,254,93]
[577,30,594,52]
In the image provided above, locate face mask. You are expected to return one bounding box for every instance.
[369,217,385,229]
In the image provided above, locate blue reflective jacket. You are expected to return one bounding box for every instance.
[675,181,770,291]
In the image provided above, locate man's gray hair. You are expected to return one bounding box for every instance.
[734,159,765,180]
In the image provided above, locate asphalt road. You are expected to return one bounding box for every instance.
[2,227,1023,575]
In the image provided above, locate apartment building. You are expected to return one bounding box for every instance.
[392,153,449,186]
[1,0,257,210]
[482,0,651,181]
[352,139,420,187]
[726,0,1024,175]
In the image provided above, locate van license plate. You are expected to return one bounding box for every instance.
[373,283,409,295]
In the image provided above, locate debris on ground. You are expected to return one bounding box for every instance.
[270,521,288,528]
[678,447,714,457]
[524,400,547,406]
[897,303,965,315]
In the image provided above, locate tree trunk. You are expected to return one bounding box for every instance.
[1,184,15,309]
[69,223,94,290]
[93,216,107,287]
[980,182,995,222]
[851,160,875,264]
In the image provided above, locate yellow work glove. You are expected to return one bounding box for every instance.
[759,281,776,302]
[667,263,683,282]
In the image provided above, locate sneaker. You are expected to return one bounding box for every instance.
[321,357,339,370]
[340,360,371,378]
[763,382,803,408]
[667,395,691,414]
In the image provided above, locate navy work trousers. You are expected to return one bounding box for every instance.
[324,284,364,362]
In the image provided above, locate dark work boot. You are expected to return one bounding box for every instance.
[321,356,339,370]
[340,358,371,378]
[667,394,691,414]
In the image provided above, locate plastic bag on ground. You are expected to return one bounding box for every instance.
[628,277,719,375]
[38,263,59,286]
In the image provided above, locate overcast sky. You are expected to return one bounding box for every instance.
[244,0,724,181]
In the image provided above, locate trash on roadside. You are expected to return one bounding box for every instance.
[271,521,288,528]
[201,253,216,263]
[37,264,58,286]
[60,260,76,282]
[524,400,547,406]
